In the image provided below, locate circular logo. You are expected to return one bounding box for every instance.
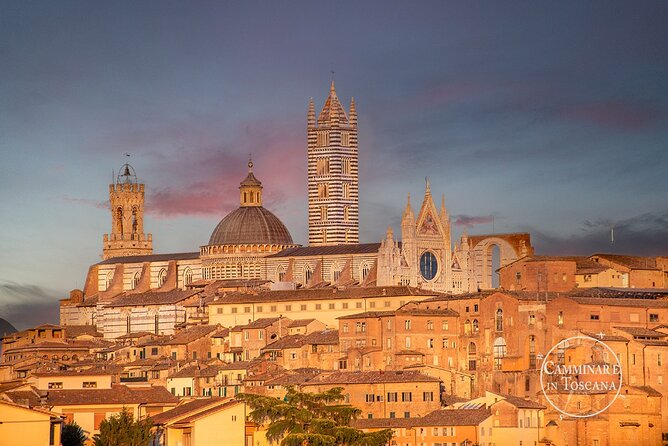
[540,335,623,418]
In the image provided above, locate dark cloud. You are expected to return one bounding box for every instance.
[0,282,62,330]
[531,212,668,256]
[453,214,495,228]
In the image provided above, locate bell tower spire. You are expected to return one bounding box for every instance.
[307,81,359,245]
[239,157,263,207]
[103,162,153,260]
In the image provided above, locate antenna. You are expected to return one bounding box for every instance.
[610,226,615,245]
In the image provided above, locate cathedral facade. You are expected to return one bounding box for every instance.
[60,82,533,336]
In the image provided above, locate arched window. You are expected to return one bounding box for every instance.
[493,337,507,370]
[464,320,471,336]
[158,268,167,287]
[472,319,479,333]
[529,335,536,368]
[105,272,114,290]
[132,272,141,289]
[303,265,312,284]
[277,265,286,282]
[131,207,138,234]
[495,308,503,332]
[183,267,193,286]
[343,206,349,221]
[116,207,123,234]
[333,265,342,282]
[361,262,371,281]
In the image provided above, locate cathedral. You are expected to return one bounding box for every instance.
[60,82,533,336]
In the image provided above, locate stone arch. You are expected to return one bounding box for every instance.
[468,233,533,290]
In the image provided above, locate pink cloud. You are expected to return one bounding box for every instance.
[407,81,481,109]
[453,214,494,228]
[562,102,658,130]
[63,196,108,210]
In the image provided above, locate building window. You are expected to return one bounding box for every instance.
[405,320,411,330]
[317,183,329,198]
[558,311,564,326]
[472,319,479,333]
[342,158,351,175]
[423,392,434,401]
[132,272,141,289]
[419,251,438,281]
[361,262,370,280]
[590,314,600,320]
[304,265,312,283]
[301,304,307,311]
[342,323,349,333]
[342,183,350,198]
[183,267,193,285]
[495,308,503,331]
[528,314,536,325]
[401,392,412,402]
[442,320,449,330]
[387,392,398,402]
[405,337,411,348]
[48,382,63,389]
[316,157,330,175]
[493,337,507,370]
[365,394,375,403]
[473,304,479,312]
[649,314,659,322]
[320,205,328,221]
[158,268,167,287]
[427,320,434,330]
[277,266,286,282]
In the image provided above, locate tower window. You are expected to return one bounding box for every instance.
[342,158,351,175]
[317,183,329,198]
[320,205,328,221]
[316,158,330,175]
[343,206,349,221]
[342,183,350,199]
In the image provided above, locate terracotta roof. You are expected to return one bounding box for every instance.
[163,325,219,345]
[97,252,199,265]
[240,317,286,330]
[352,408,491,429]
[46,385,178,406]
[4,389,42,407]
[0,398,62,418]
[396,307,459,317]
[590,254,660,270]
[264,370,321,387]
[569,287,668,299]
[304,329,339,345]
[267,243,381,258]
[262,335,306,351]
[614,326,667,338]
[337,311,395,320]
[568,296,668,308]
[287,319,316,328]
[3,341,90,354]
[303,370,439,385]
[174,400,242,424]
[209,286,436,306]
[64,325,102,338]
[580,331,629,342]
[150,397,227,424]
[106,289,200,308]
[631,386,662,397]
[495,394,546,409]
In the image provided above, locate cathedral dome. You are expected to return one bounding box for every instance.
[207,159,294,247]
[208,206,294,246]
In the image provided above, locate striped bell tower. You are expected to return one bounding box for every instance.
[307,82,359,246]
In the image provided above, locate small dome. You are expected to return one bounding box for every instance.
[208,206,294,246]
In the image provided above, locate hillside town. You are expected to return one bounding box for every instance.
[2,82,667,446]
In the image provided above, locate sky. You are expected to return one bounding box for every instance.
[1,1,667,329]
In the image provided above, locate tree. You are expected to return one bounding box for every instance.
[61,421,87,446]
[92,407,153,446]
[239,386,393,446]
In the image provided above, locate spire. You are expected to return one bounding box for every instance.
[425,177,431,196]
[317,81,348,125]
[440,193,448,218]
[308,98,316,128]
[402,193,414,220]
[349,97,357,127]
[386,226,394,240]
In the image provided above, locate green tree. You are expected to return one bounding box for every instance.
[92,407,153,446]
[239,386,393,446]
[61,421,87,446]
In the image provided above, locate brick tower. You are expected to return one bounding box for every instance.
[102,163,153,260]
[307,82,359,245]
